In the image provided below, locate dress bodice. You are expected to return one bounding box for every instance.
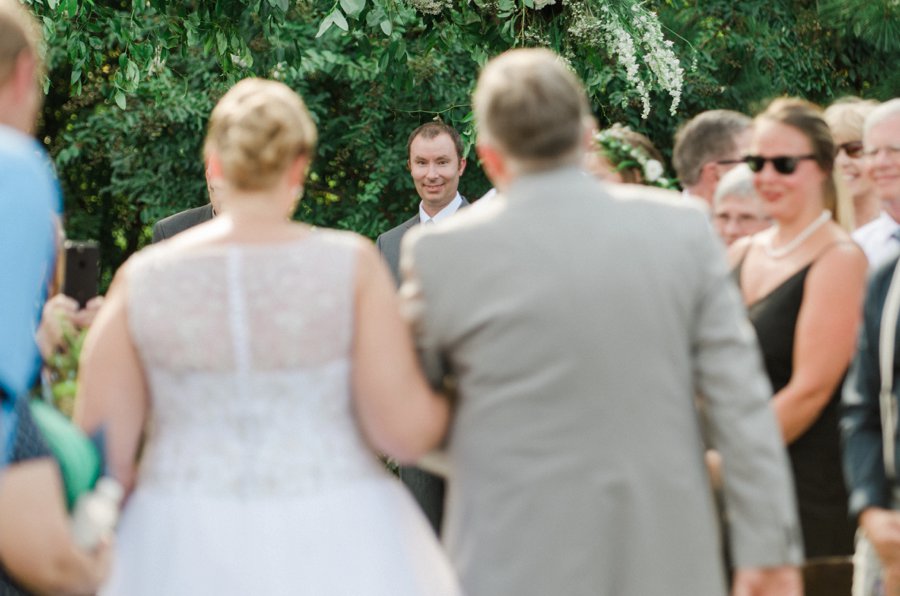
[126,231,383,497]
[733,251,853,557]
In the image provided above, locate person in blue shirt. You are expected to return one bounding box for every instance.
[0,1,110,593]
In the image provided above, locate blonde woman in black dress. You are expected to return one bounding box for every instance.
[729,98,867,558]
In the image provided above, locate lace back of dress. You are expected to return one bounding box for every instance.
[126,232,383,496]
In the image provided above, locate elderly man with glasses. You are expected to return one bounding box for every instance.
[843,97,900,596]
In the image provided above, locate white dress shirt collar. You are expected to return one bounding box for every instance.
[419,193,463,225]
[852,211,900,269]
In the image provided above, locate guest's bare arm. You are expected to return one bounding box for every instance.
[0,459,111,594]
[351,241,449,463]
[774,244,866,443]
[74,269,148,493]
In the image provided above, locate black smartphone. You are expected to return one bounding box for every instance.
[62,241,99,308]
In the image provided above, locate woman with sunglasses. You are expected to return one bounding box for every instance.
[729,98,868,559]
[825,99,881,231]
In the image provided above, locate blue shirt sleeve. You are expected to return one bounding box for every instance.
[0,126,61,397]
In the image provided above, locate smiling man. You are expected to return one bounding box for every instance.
[851,99,900,268]
[377,122,467,284]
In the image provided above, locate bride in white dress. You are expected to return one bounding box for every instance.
[74,79,461,595]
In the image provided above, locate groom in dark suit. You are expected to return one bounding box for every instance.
[376,121,467,533]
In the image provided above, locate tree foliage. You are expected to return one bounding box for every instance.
[23,0,900,288]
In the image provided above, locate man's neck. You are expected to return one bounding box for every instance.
[421,202,451,218]
[420,193,461,219]
[684,183,714,207]
[884,199,900,225]
[854,195,880,229]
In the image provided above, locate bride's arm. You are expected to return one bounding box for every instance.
[351,241,450,464]
[73,268,149,494]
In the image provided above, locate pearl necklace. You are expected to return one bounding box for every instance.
[763,211,832,259]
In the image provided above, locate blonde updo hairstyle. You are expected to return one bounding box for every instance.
[204,78,317,191]
[756,97,854,231]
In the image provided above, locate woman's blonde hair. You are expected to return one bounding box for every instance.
[204,78,317,191]
[824,98,879,142]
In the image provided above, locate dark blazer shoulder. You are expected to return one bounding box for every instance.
[377,214,419,245]
[152,204,214,243]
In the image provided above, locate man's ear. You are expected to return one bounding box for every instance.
[477,143,507,189]
[206,152,223,179]
[457,157,467,177]
[288,154,311,186]
[700,161,722,185]
[581,121,595,153]
[12,50,37,101]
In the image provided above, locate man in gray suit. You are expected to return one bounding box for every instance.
[151,172,222,243]
[376,121,467,533]
[400,48,802,595]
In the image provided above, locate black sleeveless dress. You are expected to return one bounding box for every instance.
[734,256,854,558]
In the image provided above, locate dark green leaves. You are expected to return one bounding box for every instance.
[317,9,349,38]
[339,0,366,19]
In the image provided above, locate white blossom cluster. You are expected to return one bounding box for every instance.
[568,0,683,119]
[629,4,684,116]
[533,0,557,9]
[407,0,452,16]
[147,47,166,77]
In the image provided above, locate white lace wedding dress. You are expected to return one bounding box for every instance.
[101,231,461,596]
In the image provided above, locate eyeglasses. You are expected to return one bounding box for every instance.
[836,141,864,159]
[743,154,816,174]
[862,144,900,159]
[715,159,744,166]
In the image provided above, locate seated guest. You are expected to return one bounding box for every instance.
[712,164,771,245]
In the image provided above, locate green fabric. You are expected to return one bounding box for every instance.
[28,399,101,510]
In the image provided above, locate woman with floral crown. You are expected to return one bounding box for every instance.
[585,123,677,189]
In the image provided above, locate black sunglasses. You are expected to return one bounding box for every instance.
[836,141,864,159]
[743,154,816,174]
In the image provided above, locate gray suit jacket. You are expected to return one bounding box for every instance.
[400,167,802,596]
[152,204,214,243]
[376,197,469,284]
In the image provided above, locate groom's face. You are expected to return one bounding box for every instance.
[408,132,466,216]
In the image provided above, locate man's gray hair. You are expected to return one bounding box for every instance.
[864,98,900,137]
[473,48,591,172]
[672,110,751,187]
[713,164,758,208]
